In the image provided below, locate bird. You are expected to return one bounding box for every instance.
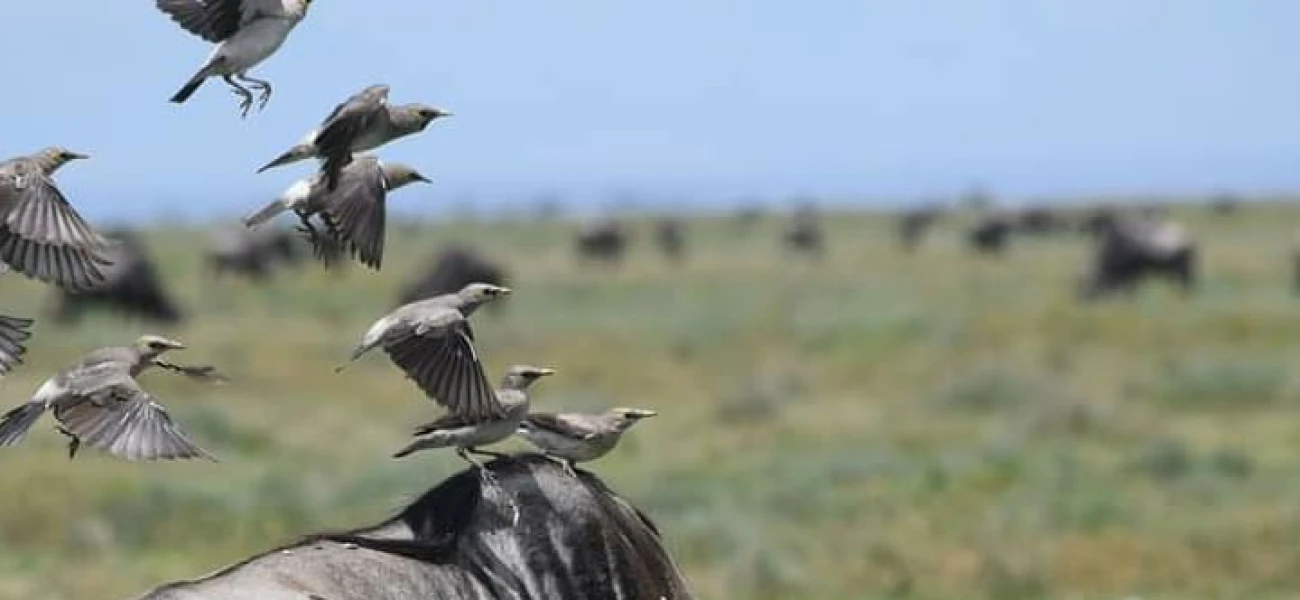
[0,264,34,378]
[334,283,511,420]
[0,147,115,291]
[242,155,431,269]
[393,365,557,466]
[254,84,451,190]
[0,335,225,461]
[516,408,657,476]
[157,0,312,117]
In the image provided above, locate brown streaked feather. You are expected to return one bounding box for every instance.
[320,160,387,269]
[522,412,600,439]
[0,315,33,377]
[313,86,391,191]
[382,328,504,420]
[53,380,215,462]
[155,0,242,43]
[0,171,113,291]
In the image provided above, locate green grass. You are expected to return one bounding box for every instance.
[1,201,1300,598]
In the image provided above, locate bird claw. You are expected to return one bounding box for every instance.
[257,87,272,110]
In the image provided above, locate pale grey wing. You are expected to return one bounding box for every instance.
[54,378,215,462]
[0,176,113,292]
[314,87,391,190]
[320,160,387,269]
[155,0,242,42]
[0,315,32,377]
[522,412,601,440]
[382,326,504,420]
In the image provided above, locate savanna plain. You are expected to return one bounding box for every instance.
[1,203,1299,600]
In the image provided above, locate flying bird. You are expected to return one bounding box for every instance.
[255,84,450,190]
[243,155,430,270]
[0,147,115,292]
[336,283,511,421]
[394,365,557,466]
[516,408,657,476]
[0,335,226,461]
[157,0,313,117]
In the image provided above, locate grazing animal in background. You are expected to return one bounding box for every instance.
[1078,217,1198,300]
[782,208,824,259]
[397,245,509,309]
[654,217,687,263]
[1078,205,1119,237]
[243,155,431,270]
[967,213,1012,255]
[897,207,941,252]
[158,0,313,116]
[0,335,224,461]
[48,230,185,325]
[516,407,656,476]
[574,219,629,265]
[132,455,696,600]
[1014,205,1068,236]
[205,225,304,281]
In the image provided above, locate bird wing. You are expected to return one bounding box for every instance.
[0,315,33,377]
[523,412,602,440]
[0,170,113,292]
[53,373,215,462]
[313,86,391,190]
[320,159,387,269]
[155,0,243,43]
[382,324,505,420]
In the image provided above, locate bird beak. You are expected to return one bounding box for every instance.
[632,409,657,418]
[415,174,432,184]
[535,367,557,377]
[497,287,513,296]
[66,152,89,160]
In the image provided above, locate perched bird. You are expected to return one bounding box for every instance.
[243,155,431,270]
[0,335,225,461]
[157,0,312,116]
[393,365,557,465]
[0,147,115,291]
[255,84,450,191]
[516,408,657,475]
[335,283,511,420]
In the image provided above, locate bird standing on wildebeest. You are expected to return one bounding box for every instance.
[255,84,451,190]
[243,155,431,270]
[157,0,312,117]
[516,407,656,476]
[394,365,557,466]
[335,283,510,419]
[0,335,225,461]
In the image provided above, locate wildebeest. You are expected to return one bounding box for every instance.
[966,213,1012,255]
[135,455,695,600]
[574,219,629,265]
[397,244,509,308]
[1079,216,1197,300]
[654,217,687,263]
[897,207,941,252]
[205,226,304,282]
[1013,205,1068,236]
[782,207,824,258]
[48,230,183,325]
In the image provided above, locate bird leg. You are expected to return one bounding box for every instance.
[55,426,81,459]
[236,73,273,110]
[222,75,255,118]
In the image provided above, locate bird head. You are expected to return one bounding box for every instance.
[383,163,431,190]
[135,334,186,356]
[502,365,557,390]
[457,282,511,306]
[610,407,657,431]
[409,104,453,129]
[44,147,89,161]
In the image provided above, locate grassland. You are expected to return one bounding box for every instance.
[1,202,1300,599]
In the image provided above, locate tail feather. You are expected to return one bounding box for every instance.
[0,402,47,447]
[392,433,452,458]
[243,200,288,229]
[257,144,315,173]
[170,67,210,104]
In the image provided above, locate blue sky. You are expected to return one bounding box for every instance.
[4,1,1298,221]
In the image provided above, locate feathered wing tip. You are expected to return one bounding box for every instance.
[0,402,46,447]
[0,315,34,377]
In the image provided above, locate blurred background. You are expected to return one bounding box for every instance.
[2,1,1300,598]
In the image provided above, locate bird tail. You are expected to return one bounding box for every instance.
[0,402,46,447]
[243,200,288,229]
[170,65,212,104]
[392,433,452,458]
[257,144,315,173]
